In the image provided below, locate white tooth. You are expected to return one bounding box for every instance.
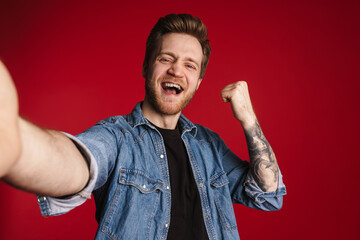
[165,83,181,90]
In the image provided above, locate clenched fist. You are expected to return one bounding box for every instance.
[221,81,257,129]
[0,61,21,177]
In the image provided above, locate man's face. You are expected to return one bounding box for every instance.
[144,33,203,115]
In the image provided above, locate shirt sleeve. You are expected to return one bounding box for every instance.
[37,132,99,217]
[37,119,120,217]
[221,142,287,211]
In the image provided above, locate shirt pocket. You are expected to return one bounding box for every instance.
[118,168,164,193]
[210,172,238,231]
[101,168,165,240]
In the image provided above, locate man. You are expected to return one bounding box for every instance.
[0,14,286,239]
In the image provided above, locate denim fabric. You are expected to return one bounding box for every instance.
[37,102,286,240]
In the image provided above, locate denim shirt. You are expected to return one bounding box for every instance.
[37,102,286,240]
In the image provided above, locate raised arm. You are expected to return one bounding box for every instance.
[221,81,279,192]
[0,61,89,197]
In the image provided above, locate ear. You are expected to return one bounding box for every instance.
[196,78,203,91]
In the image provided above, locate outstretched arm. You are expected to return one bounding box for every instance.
[0,61,89,197]
[0,61,21,177]
[221,81,279,192]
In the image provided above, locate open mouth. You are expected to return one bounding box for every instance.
[161,82,184,95]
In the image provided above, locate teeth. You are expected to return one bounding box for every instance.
[164,83,181,90]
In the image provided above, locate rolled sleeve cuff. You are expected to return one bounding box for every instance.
[37,132,98,217]
[244,168,287,205]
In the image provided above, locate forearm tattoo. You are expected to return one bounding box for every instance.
[245,120,279,192]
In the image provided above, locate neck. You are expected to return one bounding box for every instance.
[142,100,181,129]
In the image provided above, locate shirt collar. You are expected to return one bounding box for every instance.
[127,102,197,137]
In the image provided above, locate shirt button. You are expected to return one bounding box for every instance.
[206,215,210,220]
[160,154,164,159]
[166,186,170,190]
[165,223,169,228]
[38,197,46,203]
[199,183,204,187]
[143,184,146,189]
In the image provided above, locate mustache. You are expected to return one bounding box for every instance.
[160,77,183,84]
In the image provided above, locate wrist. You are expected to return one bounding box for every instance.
[238,113,257,130]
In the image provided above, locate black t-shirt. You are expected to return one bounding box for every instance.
[155,125,209,240]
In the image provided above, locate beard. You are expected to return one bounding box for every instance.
[145,77,197,115]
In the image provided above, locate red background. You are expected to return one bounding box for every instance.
[0,0,359,239]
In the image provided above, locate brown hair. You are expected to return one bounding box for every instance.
[142,13,211,79]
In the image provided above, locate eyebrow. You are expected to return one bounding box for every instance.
[159,52,200,68]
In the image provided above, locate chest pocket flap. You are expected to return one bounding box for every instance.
[118,168,164,193]
[210,171,230,188]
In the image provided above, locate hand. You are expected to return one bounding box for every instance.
[0,61,21,177]
[0,61,18,113]
[221,81,257,129]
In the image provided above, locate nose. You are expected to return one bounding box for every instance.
[167,61,184,78]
